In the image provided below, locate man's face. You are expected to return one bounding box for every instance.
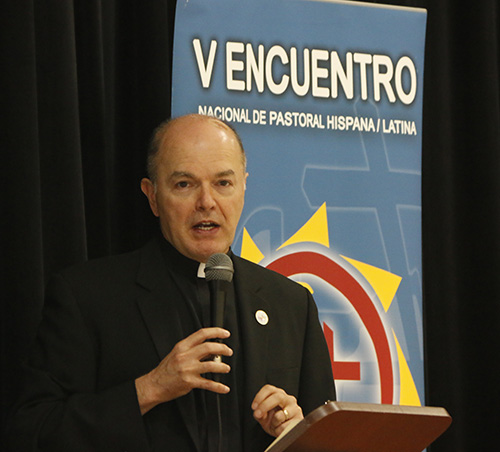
[142,117,248,263]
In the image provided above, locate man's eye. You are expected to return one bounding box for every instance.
[176,181,189,188]
[218,180,231,187]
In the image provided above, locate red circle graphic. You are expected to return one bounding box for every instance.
[267,251,394,404]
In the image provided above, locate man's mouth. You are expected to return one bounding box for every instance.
[193,221,219,231]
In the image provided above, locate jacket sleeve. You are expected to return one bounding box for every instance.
[5,273,151,452]
[297,289,336,415]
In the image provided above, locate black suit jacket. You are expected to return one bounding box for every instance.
[7,238,335,452]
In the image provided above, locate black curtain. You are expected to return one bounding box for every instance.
[1,1,499,451]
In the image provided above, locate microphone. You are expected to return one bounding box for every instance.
[204,253,234,364]
[204,254,233,452]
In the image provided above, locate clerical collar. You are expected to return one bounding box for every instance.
[197,263,206,278]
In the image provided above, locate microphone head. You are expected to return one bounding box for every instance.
[205,253,234,282]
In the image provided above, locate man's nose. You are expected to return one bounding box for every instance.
[196,184,216,211]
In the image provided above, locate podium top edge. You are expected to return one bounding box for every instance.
[306,401,452,425]
[265,401,452,452]
[302,0,427,14]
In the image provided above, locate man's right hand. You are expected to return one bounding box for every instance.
[135,327,233,415]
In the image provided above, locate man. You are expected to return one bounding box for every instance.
[7,114,335,451]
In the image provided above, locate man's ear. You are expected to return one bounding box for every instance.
[140,178,159,217]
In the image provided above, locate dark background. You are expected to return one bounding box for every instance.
[1,1,499,450]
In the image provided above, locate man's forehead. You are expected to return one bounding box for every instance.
[151,114,246,178]
[160,144,243,167]
[159,132,243,168]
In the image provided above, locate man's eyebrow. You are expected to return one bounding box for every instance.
[216,170,235,177]
[168,169,236,180]
[169,171,194,179]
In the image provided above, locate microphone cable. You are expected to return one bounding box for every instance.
[216,392,223,452]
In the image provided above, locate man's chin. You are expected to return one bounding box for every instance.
[189,243,230,263]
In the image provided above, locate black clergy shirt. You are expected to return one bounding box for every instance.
[159,238,244,452]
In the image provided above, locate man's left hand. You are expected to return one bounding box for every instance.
[251,384,304,437]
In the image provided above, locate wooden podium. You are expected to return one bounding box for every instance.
[265,402,452,452]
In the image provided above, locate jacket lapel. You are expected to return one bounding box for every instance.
[135,238,202,452]
[135,239,183,359]
[233,257,271,442]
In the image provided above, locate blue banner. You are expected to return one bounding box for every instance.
[172,0,427,406]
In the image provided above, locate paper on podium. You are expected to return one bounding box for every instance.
[265,401,452,452]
